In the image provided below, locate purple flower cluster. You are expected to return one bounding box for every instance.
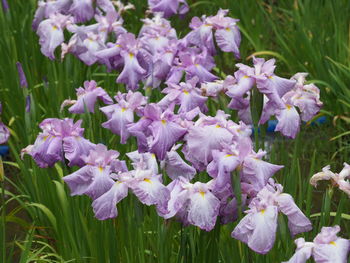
[24,79,316,254]
[25,2,341,259]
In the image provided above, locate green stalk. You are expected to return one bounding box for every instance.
[250,86,264,151]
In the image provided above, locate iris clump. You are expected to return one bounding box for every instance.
[3,0,346,262]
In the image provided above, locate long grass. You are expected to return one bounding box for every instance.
[0,0,349,262]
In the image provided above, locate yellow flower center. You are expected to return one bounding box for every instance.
[199,191,206,197]
[144,178,152,183]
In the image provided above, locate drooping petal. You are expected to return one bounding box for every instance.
[275,105,300,139]
[92,182,129,220]
[63,136,95,167]
[276,193,312,236]
[63,166,94,196]
[215,26,241,59]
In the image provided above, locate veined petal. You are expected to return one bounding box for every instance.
[92,182,129,220]
[131,174,170,215]
[187,188,220,231]
[275,105,300,139]
[215,26,241,58]
[232,206,278,254]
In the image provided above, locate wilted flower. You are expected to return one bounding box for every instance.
[310,163,350,197]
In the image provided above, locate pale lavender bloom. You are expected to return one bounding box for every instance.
[183,110,233,170]
[95,11,127,41]
[312,226,350,263]
[61,80,112,114]
[128,104,187,160]
[94,154,168,219]
[16,62,28,88]
[159,77,208,113]
[231,179,312,254]
[126,151,158,174]
[63,144,126,199]
[176,48,218,84]
[310,163,350,197]
[284,226,350,263]
[32,0,71,30]
[69,0,94,23]
[186,9,241,58]
[161,177,220,231]
[201,79,226,97]
[242,149,284,191]
[227,57,296,110]
[287,72,323,122]
[101,91,147,143]
[116,33,147,90]
[148,0,189,18]
[37,13,73,59]
[160,144,196,180]
[22,118,95,167]
[139,13,177,39]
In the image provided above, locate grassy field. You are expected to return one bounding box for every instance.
[0,0,349,262]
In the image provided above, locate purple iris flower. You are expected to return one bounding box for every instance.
[22,118,95,167]
[284,226,350,263]
[89,150,169,220]
[16,62,28,88]
[32,0,72,30]
[168,47,218,84]
[128,103,187,160]
[226,57,296,110]
[183,110,233,170]
[148,0,189,18]
[115,33,147,90]
[186,9,241,58]
[100,91,147,144]
[231,179,312,254]
[61,80,113,114]
[69,0,94,23]
[159,77,208,113]
[160,144,196,180]
[37,13,73,60]
[63,144,127,200]
[160,177,220,231]
[259,73,323,139]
